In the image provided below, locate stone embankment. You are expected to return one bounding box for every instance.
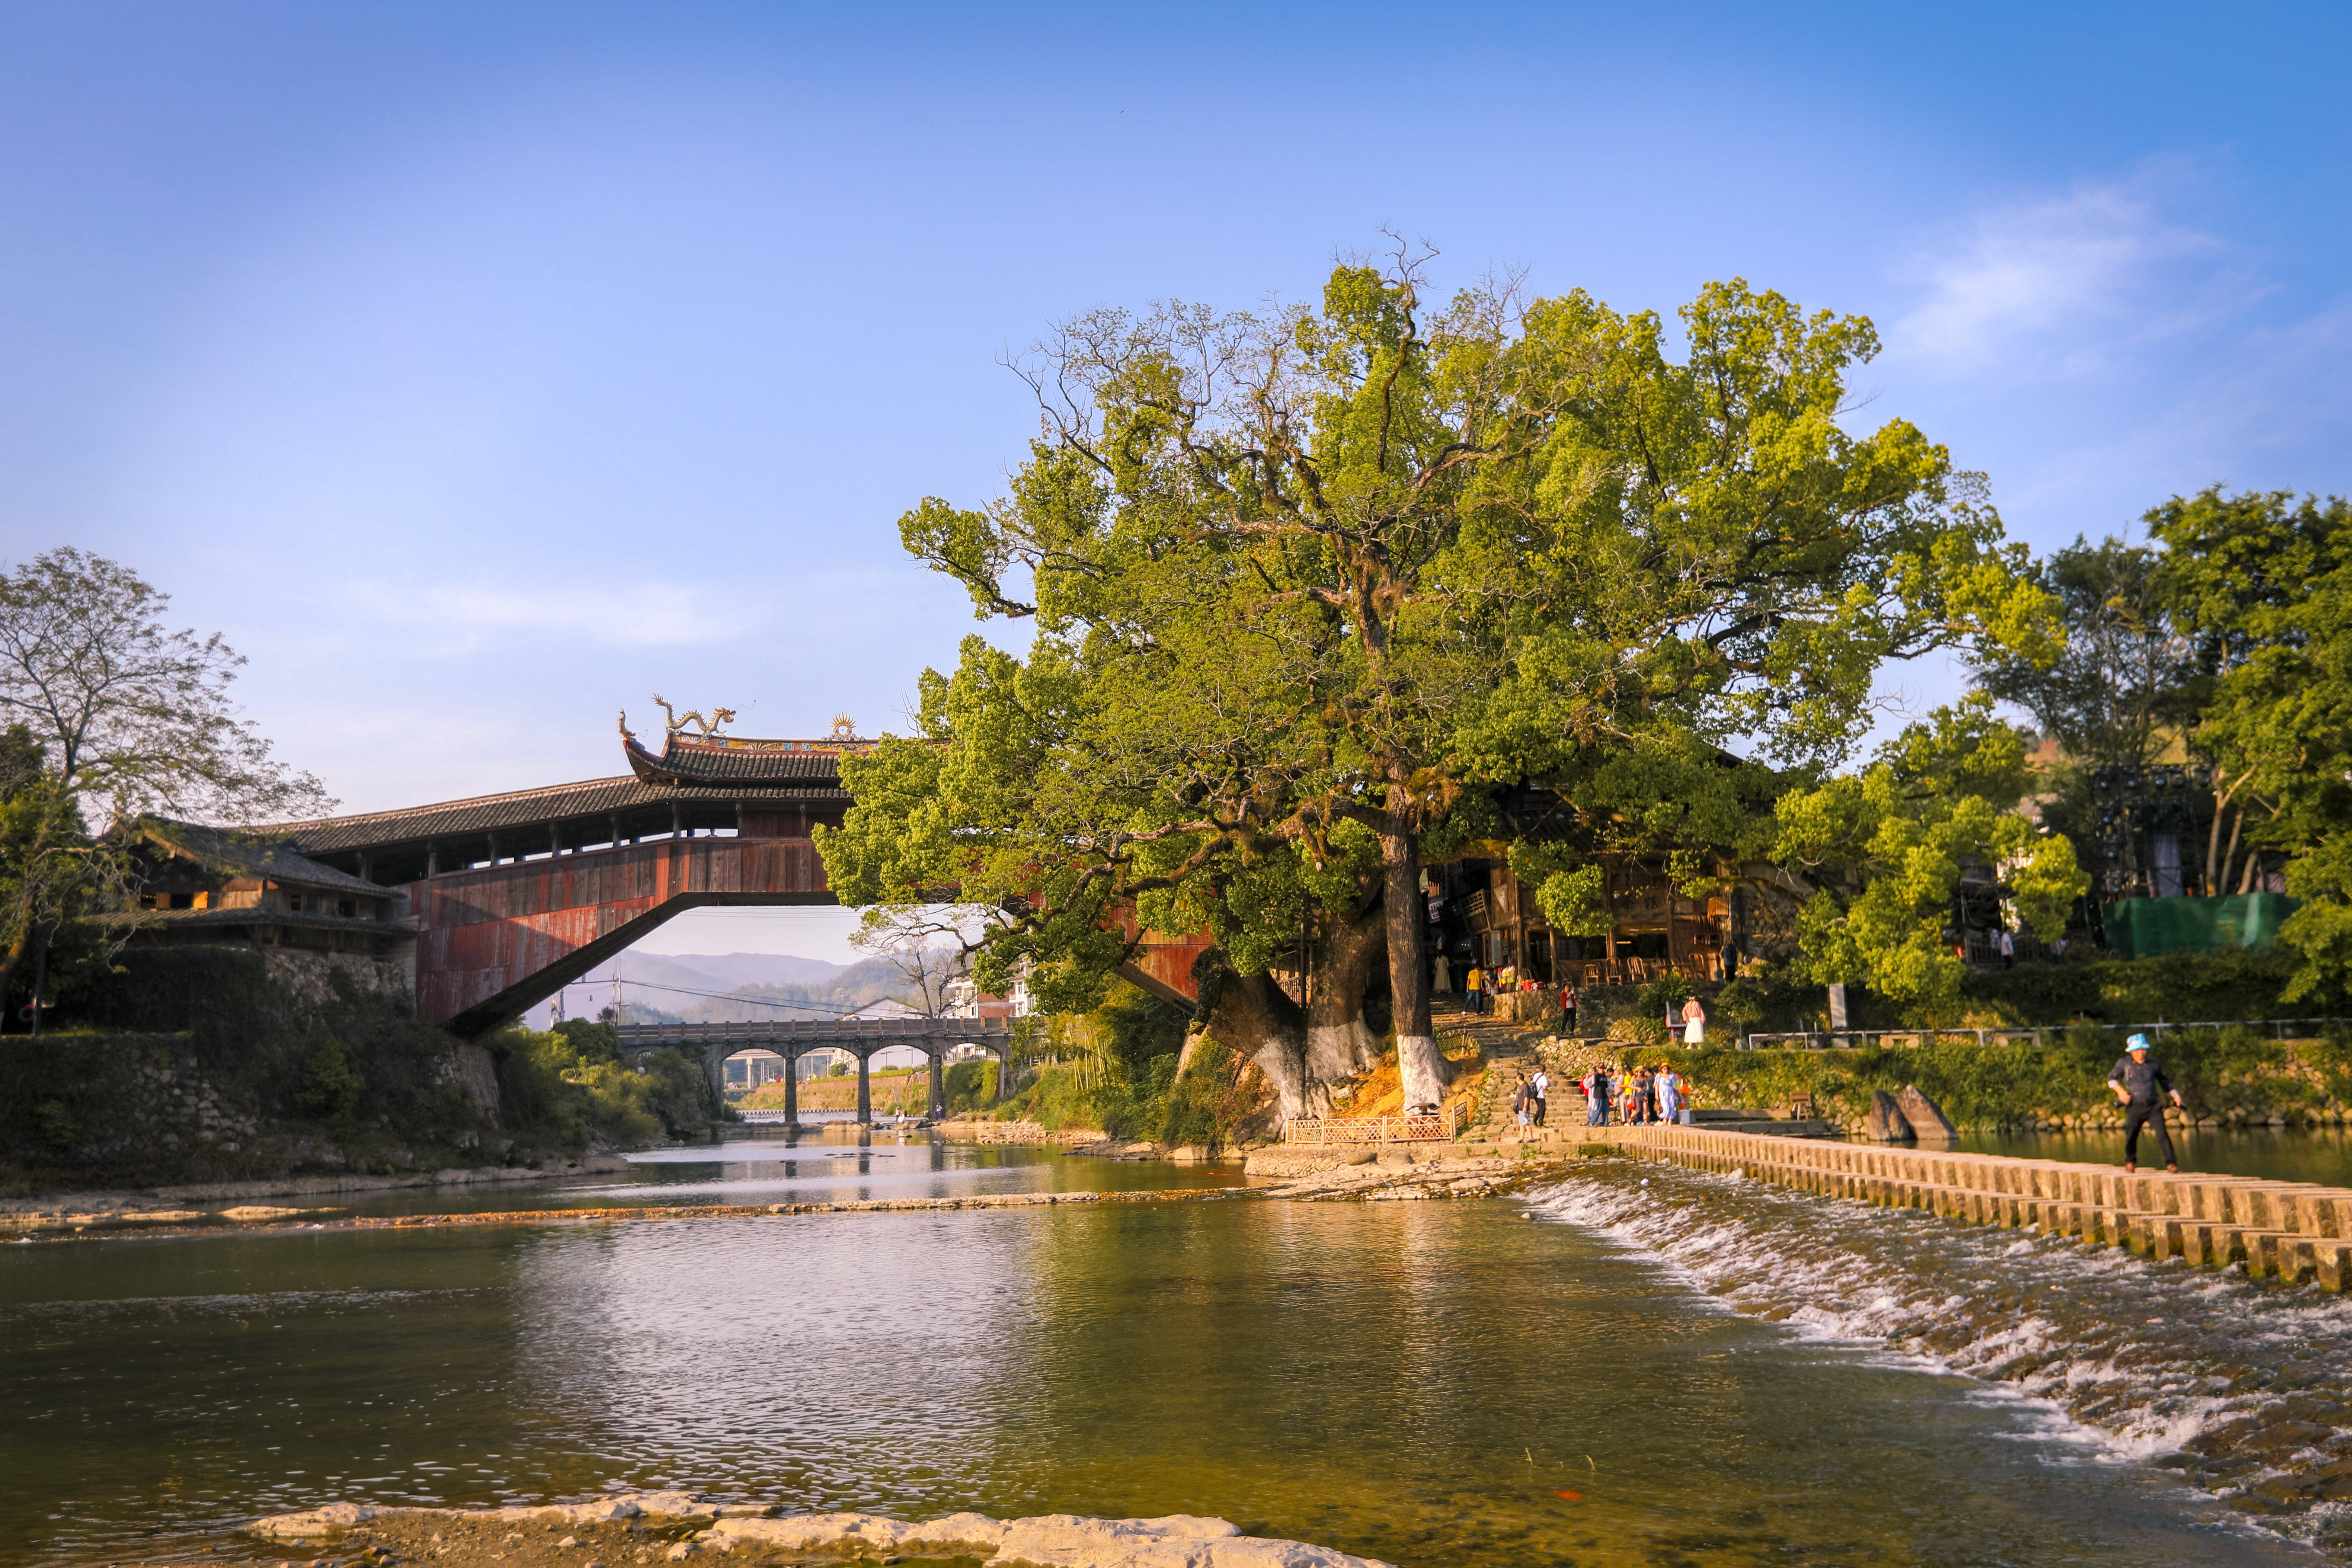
[246,1492,1391,1567]
[1242,1146,1522,1200]
[1627,1124,2352,1287]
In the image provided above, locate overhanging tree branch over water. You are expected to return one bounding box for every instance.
[825,243,2056,1117]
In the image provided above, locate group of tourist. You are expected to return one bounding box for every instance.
[1509,1067,1550,1130]
[1446,959,1549,1017]
[1508,1061,1692,1131]
[1579,1062,1686,1126]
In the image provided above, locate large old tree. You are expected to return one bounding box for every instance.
[823,250,2051,1116]
[0,548,333,1006]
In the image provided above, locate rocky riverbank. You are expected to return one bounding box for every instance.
[240,1491,1392,1567]
[1,1145,1563,1239]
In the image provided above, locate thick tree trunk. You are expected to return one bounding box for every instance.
[0,923,30,1007]
[1380,819,1450,1112]
[1303,900,1386,1098]
[2206,787,2230,894]
[1201,969,1311,1126]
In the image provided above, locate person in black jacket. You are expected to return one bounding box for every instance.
[2108,1033,2186,1173]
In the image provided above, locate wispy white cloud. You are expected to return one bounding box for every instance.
[1892,179,2224,375]
[360,582,752,652]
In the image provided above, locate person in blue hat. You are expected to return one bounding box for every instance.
[2108,1033,2185,1173]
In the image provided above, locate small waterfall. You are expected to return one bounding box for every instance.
[1532,1162,2352,1557]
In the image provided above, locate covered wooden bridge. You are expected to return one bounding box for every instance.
[279,717,1211,1037]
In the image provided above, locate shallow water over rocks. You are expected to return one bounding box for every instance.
[0,1140,2329,1567]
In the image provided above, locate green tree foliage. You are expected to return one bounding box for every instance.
[0,724,99,1019]
[2148,489,2352,1001]
[1971,535,2198,771]
[830,247,2050,1117]
[295,1037,365,1121]
[490,1022,719,1146]
[1774,696,2086,1004]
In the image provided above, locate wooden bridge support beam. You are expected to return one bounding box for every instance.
[857,1050,871,1126]
[929,1051,945,1119]
[410,836,834,1036]
[783,1049,799,1128]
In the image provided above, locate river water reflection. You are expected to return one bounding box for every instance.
[0,1141,2316,1568]
[1952,1123,2352,1187]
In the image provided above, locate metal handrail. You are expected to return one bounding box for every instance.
[1738,1017,2349,1052]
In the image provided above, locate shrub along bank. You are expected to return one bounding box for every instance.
[1544,1024,2352,1134]
[1565,951,2310,1049]
[0,945,724,1194]
[989,985,1270,1149]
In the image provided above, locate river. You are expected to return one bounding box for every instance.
[1,1133,2337,1567]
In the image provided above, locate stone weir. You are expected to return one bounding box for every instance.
[1622,1125,2352,1289]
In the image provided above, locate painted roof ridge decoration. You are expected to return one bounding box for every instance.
[666,732,881,754]
[621,716,879,787]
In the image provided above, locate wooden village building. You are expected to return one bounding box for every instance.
[127,818,411,960]
[1426,854,1789,991]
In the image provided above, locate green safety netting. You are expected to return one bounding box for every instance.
[2102,892,2300,959]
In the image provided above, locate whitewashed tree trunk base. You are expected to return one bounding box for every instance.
[1397,1032,1450,1111]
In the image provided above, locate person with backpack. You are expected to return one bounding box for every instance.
[1582,1063,1612,1126]
[1511,1072,1533,1133]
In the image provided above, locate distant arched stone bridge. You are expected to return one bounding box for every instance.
[614,1016,1016,1123]
[282,722,1211,1037]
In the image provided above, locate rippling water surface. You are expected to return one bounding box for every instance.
[0,1141,2327,1567]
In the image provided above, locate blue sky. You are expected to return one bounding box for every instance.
[4,0,2348,827]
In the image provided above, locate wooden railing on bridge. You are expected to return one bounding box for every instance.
[1282,1103,1466,1145]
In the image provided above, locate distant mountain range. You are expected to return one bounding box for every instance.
[527,951,931,1029]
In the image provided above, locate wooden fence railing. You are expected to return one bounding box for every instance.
[1741,1017,2351,1052]
[1283,1102,1466,1145]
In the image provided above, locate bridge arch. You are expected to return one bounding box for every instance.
[619,1018,1018,1127]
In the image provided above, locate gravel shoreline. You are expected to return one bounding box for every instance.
[230,1492,1393,1568]
[0,1156,634,1231]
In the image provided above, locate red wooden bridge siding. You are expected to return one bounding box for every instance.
[409,833,1209,1037]
[412,836,831,1035]
[1119,927,1217,1007]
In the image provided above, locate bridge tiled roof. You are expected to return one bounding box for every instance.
[623,730,873,786]
[276,774,844,855]
[135,817,394,895]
